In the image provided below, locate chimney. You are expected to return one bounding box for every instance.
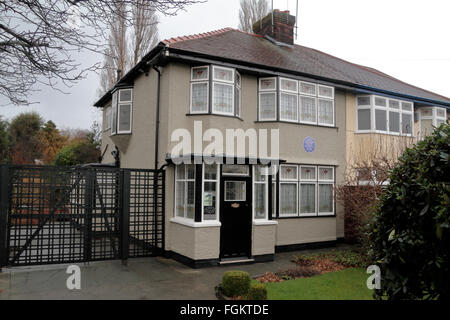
[253,10,296,45]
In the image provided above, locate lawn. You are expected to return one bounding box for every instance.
[265,268,374,300]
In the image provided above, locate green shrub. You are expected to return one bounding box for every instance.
[370,123,450,300]
[247,283,267,300]
[222,270,251,297]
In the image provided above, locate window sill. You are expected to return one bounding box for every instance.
[110,133,132,137]
[170,217,221,228]
[186,113,244,121]
[355,131,413,137]
[254,120,338,129]
[253,220,278,226]
[275,214,336,219]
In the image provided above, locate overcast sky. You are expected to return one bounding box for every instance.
[1,0,449,130]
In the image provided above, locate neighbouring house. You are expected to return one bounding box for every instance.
[94,10,450,267]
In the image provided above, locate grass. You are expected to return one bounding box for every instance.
[265,268,374,300]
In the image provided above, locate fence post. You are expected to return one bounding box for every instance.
[120,169,130,264]
[83,169,93,263]
[0,166,10,269]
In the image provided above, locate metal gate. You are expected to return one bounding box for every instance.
[0,165,164,267]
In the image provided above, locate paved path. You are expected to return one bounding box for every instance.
[0,246,346,300]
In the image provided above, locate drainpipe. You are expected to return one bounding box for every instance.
[152,65,161,170]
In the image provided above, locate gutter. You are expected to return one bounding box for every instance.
[152,64,161,170]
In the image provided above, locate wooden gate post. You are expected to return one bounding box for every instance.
[0,166,10,269]
[120,169,130,264]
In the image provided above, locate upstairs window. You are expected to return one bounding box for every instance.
[258,77,335,127]
[111,88,133,135]
[190,65,241,117]
[356,95,413,136]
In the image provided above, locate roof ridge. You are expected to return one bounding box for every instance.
[162,27,234,45]
[297,44,450,102]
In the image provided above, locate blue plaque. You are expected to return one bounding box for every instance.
[303,136,315,153]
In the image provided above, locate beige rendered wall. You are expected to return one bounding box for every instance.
[252,224,277,256]
[275,218,337,246]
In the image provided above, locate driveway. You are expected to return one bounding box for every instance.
[0,247,341,300]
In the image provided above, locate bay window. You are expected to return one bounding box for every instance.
[253,165,269,220]
[110,87,133,135]
[190,65,241,117]
[276,164,335,218]
[416,106,448,137]
[259,77,335,126]
[356,95,414,136]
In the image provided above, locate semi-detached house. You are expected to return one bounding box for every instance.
[95,10,450,267]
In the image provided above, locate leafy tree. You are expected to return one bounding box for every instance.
[39,120,68,164]
[0,116,10,163]
[53,123,101,166]
[370,123,450,300]
[8,112,44,164]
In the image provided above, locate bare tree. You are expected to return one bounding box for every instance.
[0,0,204,106]
[238,0,269,33]
[130,0,159,66]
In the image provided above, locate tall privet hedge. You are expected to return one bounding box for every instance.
[370,123,449,300]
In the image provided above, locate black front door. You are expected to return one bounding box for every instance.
[220,176,252,259]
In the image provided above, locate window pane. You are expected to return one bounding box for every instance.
[112,92,118,134]
[176,181,185,218]
[254,183,266,219]
[119,89,132,102]
[225,181,246,201]
[375,97,387,107]
[280,78,298,92]
[389,99,400,109]
[272,182,276,215]
[357,96,371,106]
[300,183,315,214]
[300,96,316,123]
[260,78,276,90]
[280,183,297,215]
[420,108,433,117]
[235,87,241,117]
[186,164,195,179]
[375,109,387,131]
[222,165,249,175]
[213,83,233,114]
[203,181,217,220]
[280,93,298,121]
[301,166,316,180]
[280,165,297,180]
[319,184,333,213]
[401,102,412,111]
[299,82,316,95]
[318,99,333,125]
[192,66,208,80]
[186,181,195,219]
[191,82,208,112]
[176,165,185,179]
[204,164,217,180]
[259,93,276,120]
[436,108,446,118]
[402,113,412,134]
[389,111,400,133]
[105,107,111,130]
[319,167,333,180]
[357,109,371,130]
[318,85,333,98]
[213,67,233,82]
[254,165,267,182]
[118,104,131,132]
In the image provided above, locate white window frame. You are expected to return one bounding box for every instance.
[222,164,250,176]
[104,105,111,131]
[299,165,317,217]
[279,92,299,123]
[235,71,242,118]
[317,98,335,127]
[190,81,209,114]
[258,92,277,121]
[317,85,335,99]
[212,65,235,84]
[278,164,298,217]
[279,77,298,94]
[191,65,209,82]
[259,77,277,92]
[318,166,334,216]
[374,96,388,134]
[116,88,133,134]
[299,81,317,96]
[299,95,318,125]
[202,163,220,222]
[174,164,196,221]
[253,166,269,221]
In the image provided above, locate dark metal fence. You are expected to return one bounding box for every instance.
[0,165,164,267]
